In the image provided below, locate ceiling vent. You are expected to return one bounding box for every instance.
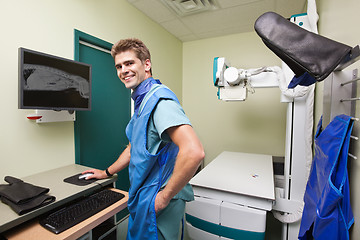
[160,0,219,16]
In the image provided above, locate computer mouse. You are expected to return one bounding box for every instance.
[78,173,94,180]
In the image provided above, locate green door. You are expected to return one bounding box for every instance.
[74,30,131,196]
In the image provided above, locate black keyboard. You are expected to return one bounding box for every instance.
[39,189,125,234]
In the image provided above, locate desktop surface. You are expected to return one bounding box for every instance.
[0,164,118,234]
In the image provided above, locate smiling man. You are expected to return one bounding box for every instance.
[83,38,204,240]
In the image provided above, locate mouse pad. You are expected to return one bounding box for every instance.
[63,173,97,186]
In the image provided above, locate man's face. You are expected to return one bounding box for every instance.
[114,50,151,89]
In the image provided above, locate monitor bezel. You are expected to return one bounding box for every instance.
[18,47,92,111]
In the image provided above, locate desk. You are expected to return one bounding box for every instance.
[0,164,128,239]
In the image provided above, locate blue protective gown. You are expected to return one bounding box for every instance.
[125,84,181,240]
[299,115,354,240]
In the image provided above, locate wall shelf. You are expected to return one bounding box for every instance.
[27,110,75,123]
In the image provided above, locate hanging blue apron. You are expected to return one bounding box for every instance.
[126,85,180,240]
[299,114,354,240]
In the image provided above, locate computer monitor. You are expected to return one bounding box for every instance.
[18,47,92,111]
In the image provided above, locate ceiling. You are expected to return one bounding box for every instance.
[127,0,307,42]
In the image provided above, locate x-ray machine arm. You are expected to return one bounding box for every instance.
[213,57,280,101]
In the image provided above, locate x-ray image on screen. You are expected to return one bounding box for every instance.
[23,64,90,98]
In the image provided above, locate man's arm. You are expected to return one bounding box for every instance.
[155,124,205,213]
[82,143,131,179]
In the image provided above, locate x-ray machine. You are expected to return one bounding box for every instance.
[185,14,314,240]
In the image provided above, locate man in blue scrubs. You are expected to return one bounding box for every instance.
[84,38,205,239]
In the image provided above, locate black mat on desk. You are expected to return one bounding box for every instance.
[63,173,97,186]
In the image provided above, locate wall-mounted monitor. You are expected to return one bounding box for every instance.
[18,47,92,111]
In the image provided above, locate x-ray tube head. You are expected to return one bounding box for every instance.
[224,67,241,85]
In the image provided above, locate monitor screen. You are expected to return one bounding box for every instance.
[18,47,92,111]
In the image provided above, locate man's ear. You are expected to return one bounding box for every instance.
[144,59,151,72]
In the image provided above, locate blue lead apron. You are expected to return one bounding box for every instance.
[299,114,354,240]
[126,85,180,240]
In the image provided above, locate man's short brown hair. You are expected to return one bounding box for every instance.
[111,38,151,63]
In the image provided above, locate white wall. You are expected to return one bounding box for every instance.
[0,0,183,179]
[183,32,286,165]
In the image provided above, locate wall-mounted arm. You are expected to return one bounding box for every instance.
[213,57,281,101]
